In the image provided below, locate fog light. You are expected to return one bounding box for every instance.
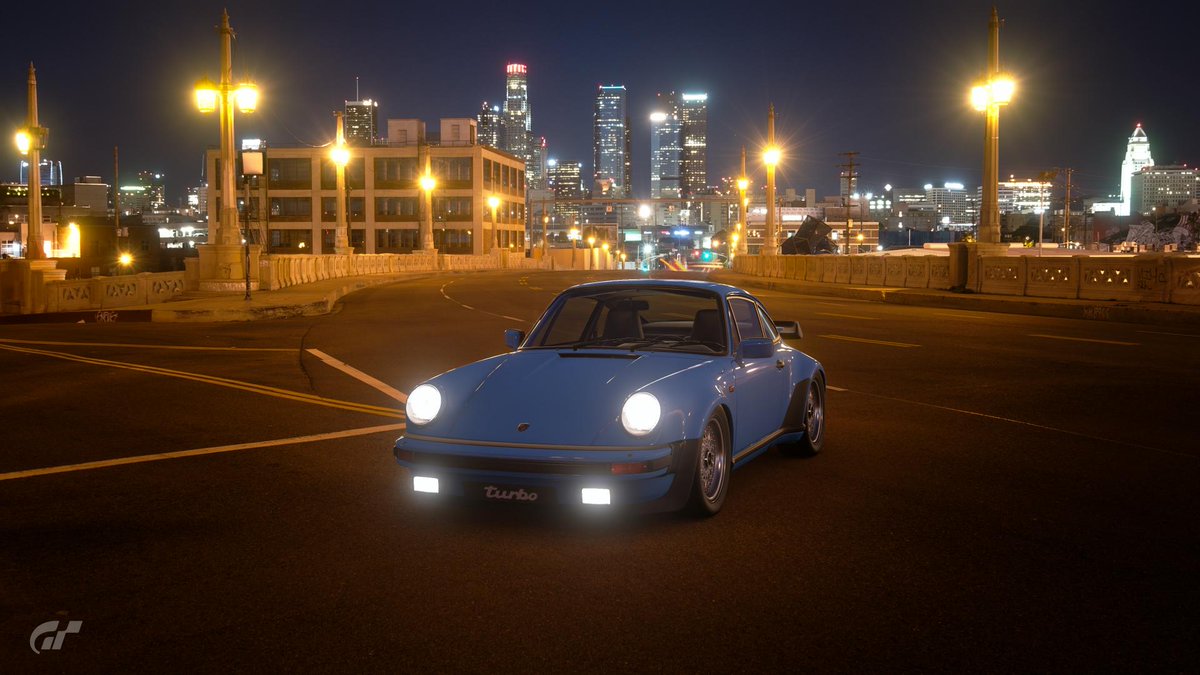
[413,476,439,494]
[581,488,610,505]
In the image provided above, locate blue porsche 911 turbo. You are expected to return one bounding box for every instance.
[393,279,826,516]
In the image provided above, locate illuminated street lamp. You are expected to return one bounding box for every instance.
[587,235,596,248]
[569,227,580,249]
[487,194,501,250]
[15,64,49,259]
[762,110,781,256]
[193,10,260,290]
[419,173,436,250]
[330,111,351,254]
[970,7,1015,245]
[737,147,750,255]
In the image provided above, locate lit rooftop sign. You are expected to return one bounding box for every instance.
[649,112,667,122]
[506,64,527,75]
[681,93,708,101]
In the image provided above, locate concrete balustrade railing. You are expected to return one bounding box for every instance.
[42,272,188,313]
[730,252,1200,306]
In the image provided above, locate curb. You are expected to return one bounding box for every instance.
[709,271,1200,327]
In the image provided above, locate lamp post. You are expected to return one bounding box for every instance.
[194,10,259,290]
[241,149,263,299]
[330,111,351,255]
[970,7,1015,245]
[763,105,781,256]
[488,194,501,251]
[737,146,749,255]
[15,63,48,259]
[419,173,436,251]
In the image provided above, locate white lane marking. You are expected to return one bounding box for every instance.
[1029,334,1138,346]
[827,385,849,392]
[819,334,920,348]
[0,423,407,482]
[1137,330,1200,338]
[0,338,293,352]
[306,349,409,403]
[440,280,527,323]
[836,388,1192,461]
[815,312,879,321]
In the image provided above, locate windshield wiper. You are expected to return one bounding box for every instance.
[565,337,639,351]
[622,336,725,352]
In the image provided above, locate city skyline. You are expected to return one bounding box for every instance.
[2,1,1198,204]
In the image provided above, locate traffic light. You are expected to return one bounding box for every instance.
[700,250,713,262]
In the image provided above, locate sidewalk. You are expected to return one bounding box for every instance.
[707,271,1200,327]
[142,272,438,322]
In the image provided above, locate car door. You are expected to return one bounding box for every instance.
[728,297,790,454]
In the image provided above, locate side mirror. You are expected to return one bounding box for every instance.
[774,320,802,339]
[739,338,774,360]
[504,329,525,350]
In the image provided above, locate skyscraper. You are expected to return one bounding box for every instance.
[344,99,379,146]
[501,63,532,170]
[548,158,583,227]
[593,85,628,197]
[529,136,548,190]
[1120,123,1154,217]
[679,93,708,197]
[650,110,681,199]
[477,101,501,148]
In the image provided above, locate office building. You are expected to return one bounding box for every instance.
[1119,124,1154,216]
[529,136,548,190]
[204,118,525,256]
[501,64,533,174]
[548,158,582,228]
[992,177,1055,214]
[593,85,629,197]
[924,182,978,227]
[1130,165,1199,215]
[650,108,681,199]
[18,158,64,186]
[477,101,501,148]
[679,93,708,197]
[345,99,379,146]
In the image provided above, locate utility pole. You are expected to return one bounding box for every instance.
[1062,167,1073,247]
[838,151,859,254]
[114,146,122,257]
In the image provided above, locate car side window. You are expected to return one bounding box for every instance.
[729,298,764,342]
[756,305,780,342]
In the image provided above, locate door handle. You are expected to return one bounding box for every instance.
[775,360,785,370]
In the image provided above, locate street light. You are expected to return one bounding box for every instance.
[971,7,1015,245]
[419,173,437,250]
[763,104,780,256]
[487,194,501,250]
[330,111,351,255]
[193,10,260,291]
[15,64,49,259]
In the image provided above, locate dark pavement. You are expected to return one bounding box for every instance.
[1,270,1196,671]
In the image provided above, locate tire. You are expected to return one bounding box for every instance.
[780,375,825,457]
[687,409,731,517]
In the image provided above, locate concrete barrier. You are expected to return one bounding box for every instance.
[928,257,953,290]
[884,257,906,286]
[904,256,932,289]
[834,257,850,283]
[866,257,886,286]
[1026,258,1080,299]
[849,257,868,285]
[821,257,837,283]
[1168,256,1200,305]
[978,257,1026,296]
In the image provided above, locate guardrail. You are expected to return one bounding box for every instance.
[731,252,1200,306]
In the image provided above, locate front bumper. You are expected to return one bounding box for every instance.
[393,434,700,513]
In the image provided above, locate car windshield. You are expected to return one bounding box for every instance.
[528,287,727,355]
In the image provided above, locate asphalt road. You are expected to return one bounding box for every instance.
[2,270,1197,672]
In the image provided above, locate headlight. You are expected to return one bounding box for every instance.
[621,392,660,436]
[406,384,442,425]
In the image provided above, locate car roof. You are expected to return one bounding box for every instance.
[562,278,754,299]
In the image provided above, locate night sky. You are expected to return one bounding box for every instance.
[3,0,1195,204]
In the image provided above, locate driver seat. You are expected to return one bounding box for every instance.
[602,303,644,340]
[689,309,723,345]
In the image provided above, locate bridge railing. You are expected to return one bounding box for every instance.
[731,252,1200,305]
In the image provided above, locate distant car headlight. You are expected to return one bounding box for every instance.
[621,392,660,436]
[406,384,442,425]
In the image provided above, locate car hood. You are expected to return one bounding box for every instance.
[428,349,717,446]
